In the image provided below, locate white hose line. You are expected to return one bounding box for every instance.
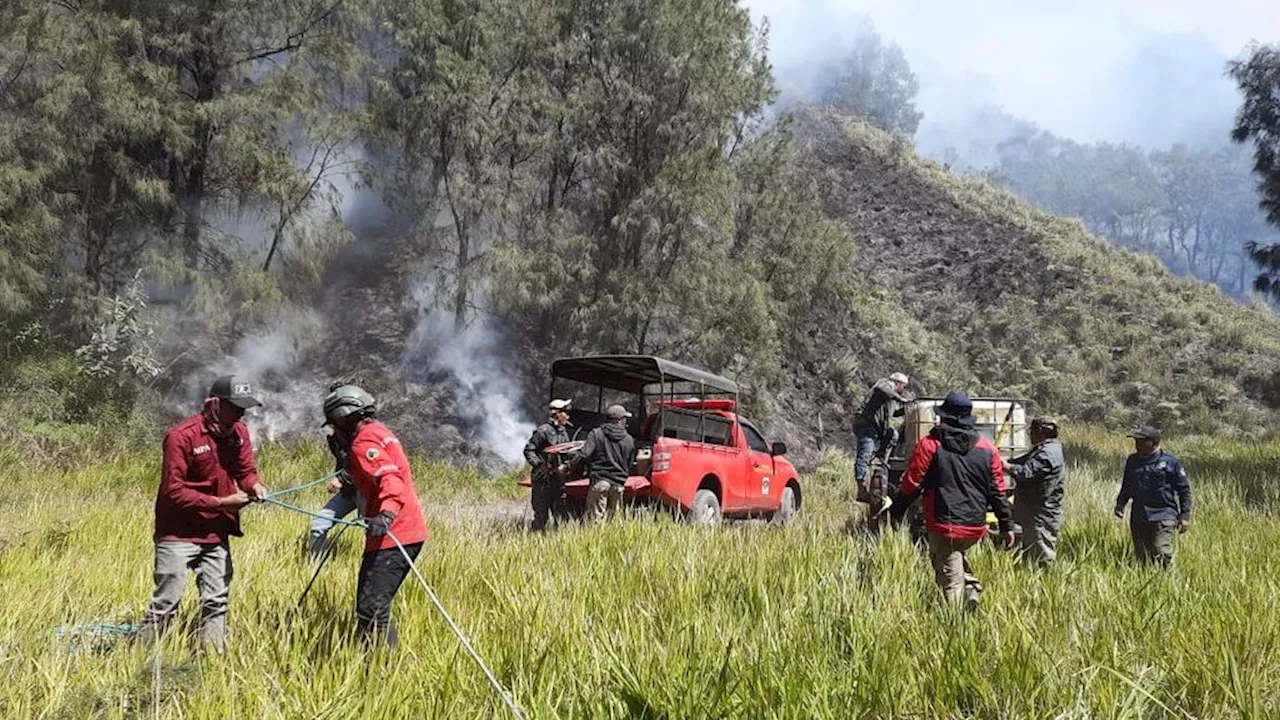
[388,532,526,720]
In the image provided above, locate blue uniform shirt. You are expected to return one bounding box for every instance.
[1115,450,1192,524]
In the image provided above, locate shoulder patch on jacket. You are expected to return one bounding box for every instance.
[366,447,380,461]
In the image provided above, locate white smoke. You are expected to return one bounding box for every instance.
[221,306,329,444]
[403,310,534,466]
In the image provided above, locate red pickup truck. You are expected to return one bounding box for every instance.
[519,355,802,524]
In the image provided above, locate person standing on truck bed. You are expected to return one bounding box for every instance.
[1004,417,1066,569]
[889,391,1015,611]
[572,404,636,524]
[853,372,913,514]
[523,399,573,532]
[1114,425,1192,569]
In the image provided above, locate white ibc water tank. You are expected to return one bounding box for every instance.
[899,398,1028,460]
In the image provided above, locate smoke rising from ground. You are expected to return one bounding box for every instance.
[163,141,536,464]
[402,306,534,467]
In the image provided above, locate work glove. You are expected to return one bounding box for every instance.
[1113,507,1125,520]
[364,511,395,537]
[1178,517,1191,534]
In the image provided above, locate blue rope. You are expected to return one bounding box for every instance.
[264,470,343,501]
[259,495,367,528]
[55,622,140,638]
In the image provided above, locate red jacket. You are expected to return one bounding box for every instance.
[898,422,1013,540]
[155,412,263,543]
[348,420,427,552]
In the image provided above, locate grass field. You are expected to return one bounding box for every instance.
[2,429,1279,719]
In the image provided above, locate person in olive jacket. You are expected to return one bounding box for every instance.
[1005,417,1066,568]
[1114,424,1192,568]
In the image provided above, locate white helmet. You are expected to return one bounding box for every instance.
[889,372,909,385]
[549,399,572,412]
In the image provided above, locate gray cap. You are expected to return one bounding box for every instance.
[606,404,632,420]
[209,375,261,409]
[1128,424,1160,442]
[1030,417,1060,434]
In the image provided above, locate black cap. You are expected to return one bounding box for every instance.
[1127,424,1160,442]
[938,391,975,425]
[209,375,262,409]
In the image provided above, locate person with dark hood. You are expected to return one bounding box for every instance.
[889,391,1014,610]
[523,399,572,531]
[1115,424,1192,568]
[1005,417,1066,568]
[139,375,269,653]
[573,404,636,523]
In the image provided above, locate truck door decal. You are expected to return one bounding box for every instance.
[762,476,770,495]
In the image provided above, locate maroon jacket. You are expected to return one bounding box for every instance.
[154,411,263,543]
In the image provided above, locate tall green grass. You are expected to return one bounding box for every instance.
[1,429,1278,718]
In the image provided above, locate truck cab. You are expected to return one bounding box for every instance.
[518,355,802,525]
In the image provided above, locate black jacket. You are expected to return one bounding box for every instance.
[573,422,635,486]
[1116,450,1192,524]
[853,379,910,433]
[327,433,355,497]
[524,422,570,467]
[891,418,1013,538]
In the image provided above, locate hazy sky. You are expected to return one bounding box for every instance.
[749,0,1280,149]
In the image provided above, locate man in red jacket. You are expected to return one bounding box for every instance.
[138,376,269,652]
[889,391,1015,610]
[322,384,427,648]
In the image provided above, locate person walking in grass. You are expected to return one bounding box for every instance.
[1115,425,1192,568]
[571,404,636,524]
[1005,417,1066,568]
[889,391,1015,611]
[322,384,427,648]
[139,376,269,653]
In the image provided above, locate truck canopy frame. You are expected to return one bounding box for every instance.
[551,355,738,396]
[550,355,739,445]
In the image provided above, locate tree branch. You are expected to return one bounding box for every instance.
[230,0,345,68]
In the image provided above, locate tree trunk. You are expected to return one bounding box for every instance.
[454,223,470,331]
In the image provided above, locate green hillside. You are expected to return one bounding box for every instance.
[773,108,1280,448]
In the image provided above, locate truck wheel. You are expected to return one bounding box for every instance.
[688,489,722,525]
[771,485,798,526]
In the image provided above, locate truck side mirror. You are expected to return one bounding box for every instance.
[771,441,787,456]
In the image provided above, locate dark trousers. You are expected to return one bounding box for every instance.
[530,470,565,531]
[1131,519,1176,568]
[356,542,422,648]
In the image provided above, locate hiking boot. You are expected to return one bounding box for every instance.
[964,588,981,613]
